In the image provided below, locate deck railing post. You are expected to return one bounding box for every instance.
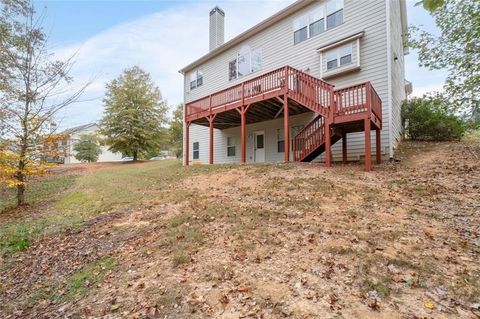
[284,66,289,92]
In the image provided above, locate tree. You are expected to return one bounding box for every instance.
[409,0,480,120]
[0,0,89,206]
[401,93,465,141]
[169,104,183,158]
[101,66,168,161]
[73,134,102,163]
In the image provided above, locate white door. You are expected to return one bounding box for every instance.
[254,130,265,163]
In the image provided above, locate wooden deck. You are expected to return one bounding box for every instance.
[185,66,382,171]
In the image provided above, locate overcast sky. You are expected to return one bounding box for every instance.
[35,0,447,129]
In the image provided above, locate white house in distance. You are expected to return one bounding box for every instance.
[180,0,409,171]
[63,123,122,164]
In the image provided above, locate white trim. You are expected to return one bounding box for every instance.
[356,38,360,67]
[386,0,393,158]
[316,31,364,52]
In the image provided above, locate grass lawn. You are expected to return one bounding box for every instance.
[0,136,479,318]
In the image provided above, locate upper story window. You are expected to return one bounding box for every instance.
[293,0,344,45]
[318,32,363,79]
[189,70,203,90]
[229,45,262,81]
[326,44,352,70]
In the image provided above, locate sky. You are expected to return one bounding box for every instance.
[34,0,448,129]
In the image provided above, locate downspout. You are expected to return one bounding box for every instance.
[385,0,393,159]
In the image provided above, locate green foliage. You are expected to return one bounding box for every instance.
[409,0,480,119]
[415,0,445,12]
[73,134,102,163]
[101,66,168,161]
[60,258,115,300]
[169,104,184,158]
[402,95,465,141]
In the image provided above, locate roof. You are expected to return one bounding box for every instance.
[62,123,98,135]
[179,0,315,74]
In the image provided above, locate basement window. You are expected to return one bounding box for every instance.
[189,70,203,90]
[193,142,199,159]
[277,128,285,153]
[227,137,236,157]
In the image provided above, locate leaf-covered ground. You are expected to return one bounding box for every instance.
[0,137,479,319]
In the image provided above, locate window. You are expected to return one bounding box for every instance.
[189,70,203,90]
[229,45,262,80]
[326,44,353,70]
[326,0,343,29]
[293,0,343,45]
[277,128,285,153]
[326,50,338,70]
[309,7,324,38]
[193,142,199,160]
[227,137,236,157]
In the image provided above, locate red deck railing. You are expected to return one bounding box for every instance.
[185,66,334,121]
[333,82,382,124]
[292,114,325,162]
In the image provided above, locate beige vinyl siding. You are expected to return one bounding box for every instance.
[184,0,393,163]
[187,112,316,164]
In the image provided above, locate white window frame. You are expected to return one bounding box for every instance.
[192,142,199,160]
[325,43,353,71]
[293,0,344,45]
[189,70,203,90]
[227,137,236,157]
[229,46,262,81]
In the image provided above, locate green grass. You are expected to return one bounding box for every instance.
[60,257,116,301]
[0,175,76,212]
[0,160,227,257]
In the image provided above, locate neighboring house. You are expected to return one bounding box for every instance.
[63,123,122,164]
[180,0,409,171]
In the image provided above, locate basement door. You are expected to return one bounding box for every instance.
[254,130,265,163]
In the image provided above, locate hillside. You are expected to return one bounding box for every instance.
[0,137,479,319]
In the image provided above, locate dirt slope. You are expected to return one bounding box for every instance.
[0,140,479,319]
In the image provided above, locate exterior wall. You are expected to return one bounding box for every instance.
[389,0,407,151]
[183,0,405,164]
[64,124,123,164]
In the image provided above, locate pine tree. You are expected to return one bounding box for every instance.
[101,66,168,161]
[169,104,184,158]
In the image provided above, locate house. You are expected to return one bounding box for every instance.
[63,123,122,164]
[180,0,409,171]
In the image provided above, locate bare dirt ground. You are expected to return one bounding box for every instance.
[1,140,479,319]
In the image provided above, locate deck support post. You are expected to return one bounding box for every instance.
[185,121,191,166]
[325,120,332,167]
[283,95,290,162]
[376,129,381,164]
[342,132,347,164]
[207,115,216,165]
[241,110,246,164]
[364,118,372,171]
[236,105,250,164]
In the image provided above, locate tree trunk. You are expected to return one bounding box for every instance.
[133,151,138,161]
[17,182,25,206]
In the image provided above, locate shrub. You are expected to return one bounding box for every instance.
[402,95,465,141]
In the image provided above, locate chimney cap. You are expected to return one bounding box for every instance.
[210,6,225,16]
